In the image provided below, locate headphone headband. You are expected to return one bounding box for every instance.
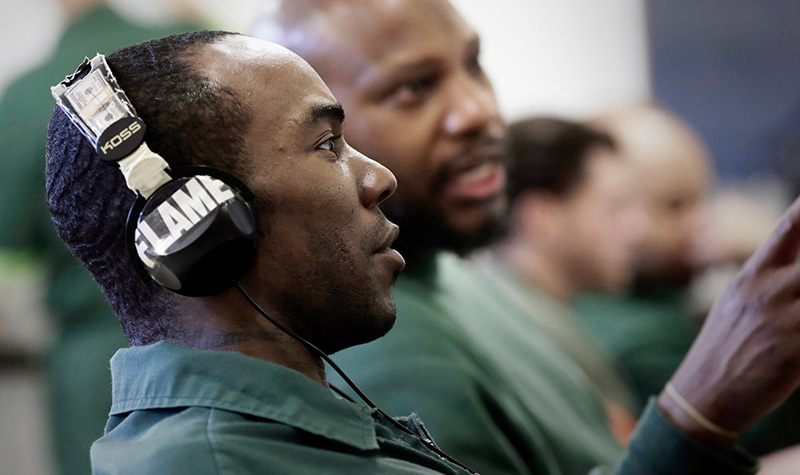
[51,54,171,198]
[52,55,258,296]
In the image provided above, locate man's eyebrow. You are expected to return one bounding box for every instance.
[304,103,345,126]
[381,34,480,79]
[386,58,440,77]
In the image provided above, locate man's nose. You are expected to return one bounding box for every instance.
[353,148,398,209]
[442,72,498,137]
[625,201,651,246]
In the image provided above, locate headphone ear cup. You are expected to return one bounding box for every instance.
[128,173,258,296]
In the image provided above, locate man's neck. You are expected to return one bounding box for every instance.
[173,292,329,386]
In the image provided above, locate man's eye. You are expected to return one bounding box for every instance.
[319,138,335,151]
[403,77,434,93]
[390,75,438,106]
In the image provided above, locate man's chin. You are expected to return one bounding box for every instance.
[442,214,509,257]
[633,262,696,294]
[328,310,396,355]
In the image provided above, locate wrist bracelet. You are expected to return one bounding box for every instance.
[665,382,738,439]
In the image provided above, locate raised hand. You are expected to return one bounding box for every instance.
[658,194,800,447]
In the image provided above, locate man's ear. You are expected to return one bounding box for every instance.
[511,190,564,243]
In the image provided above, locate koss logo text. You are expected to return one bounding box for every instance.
[95,116,147,162]
[101,121,142,154]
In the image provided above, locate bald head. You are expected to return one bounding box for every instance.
[591,104,712,287]
[253,0,459,64]
[59,0,102,19]
[592,105,712,188]
[252,0,508,259]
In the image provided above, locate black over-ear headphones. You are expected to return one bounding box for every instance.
[52,54,258,296]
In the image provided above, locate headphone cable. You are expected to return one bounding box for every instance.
[234,282,476,474]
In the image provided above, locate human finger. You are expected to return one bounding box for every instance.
[748,195,800,271]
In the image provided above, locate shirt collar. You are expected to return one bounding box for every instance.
[109,341,379,451]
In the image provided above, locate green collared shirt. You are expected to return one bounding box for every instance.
[575,290,696,414]
[91,342,472,474]
[471,253,639,415]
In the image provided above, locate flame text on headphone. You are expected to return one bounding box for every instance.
[134,176,236,267]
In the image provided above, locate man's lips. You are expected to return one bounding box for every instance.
[373,224,405,272]
[442,152,506,201]
[374,224,400,253]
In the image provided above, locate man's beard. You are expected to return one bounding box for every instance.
[631,257,696,295]
[382,197,509,264]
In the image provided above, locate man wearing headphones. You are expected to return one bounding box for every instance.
[251,1,800,474]
[47,27,800,475]
[46,31,461,473]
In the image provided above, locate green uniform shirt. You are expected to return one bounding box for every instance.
[95,341,756,475]
[472,255,638,414]
[574,291,698,416]
[329,252,755,474]
[92,342,474,475]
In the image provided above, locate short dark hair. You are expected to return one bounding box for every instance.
[45,30,250,346]
[506,117,616,203]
